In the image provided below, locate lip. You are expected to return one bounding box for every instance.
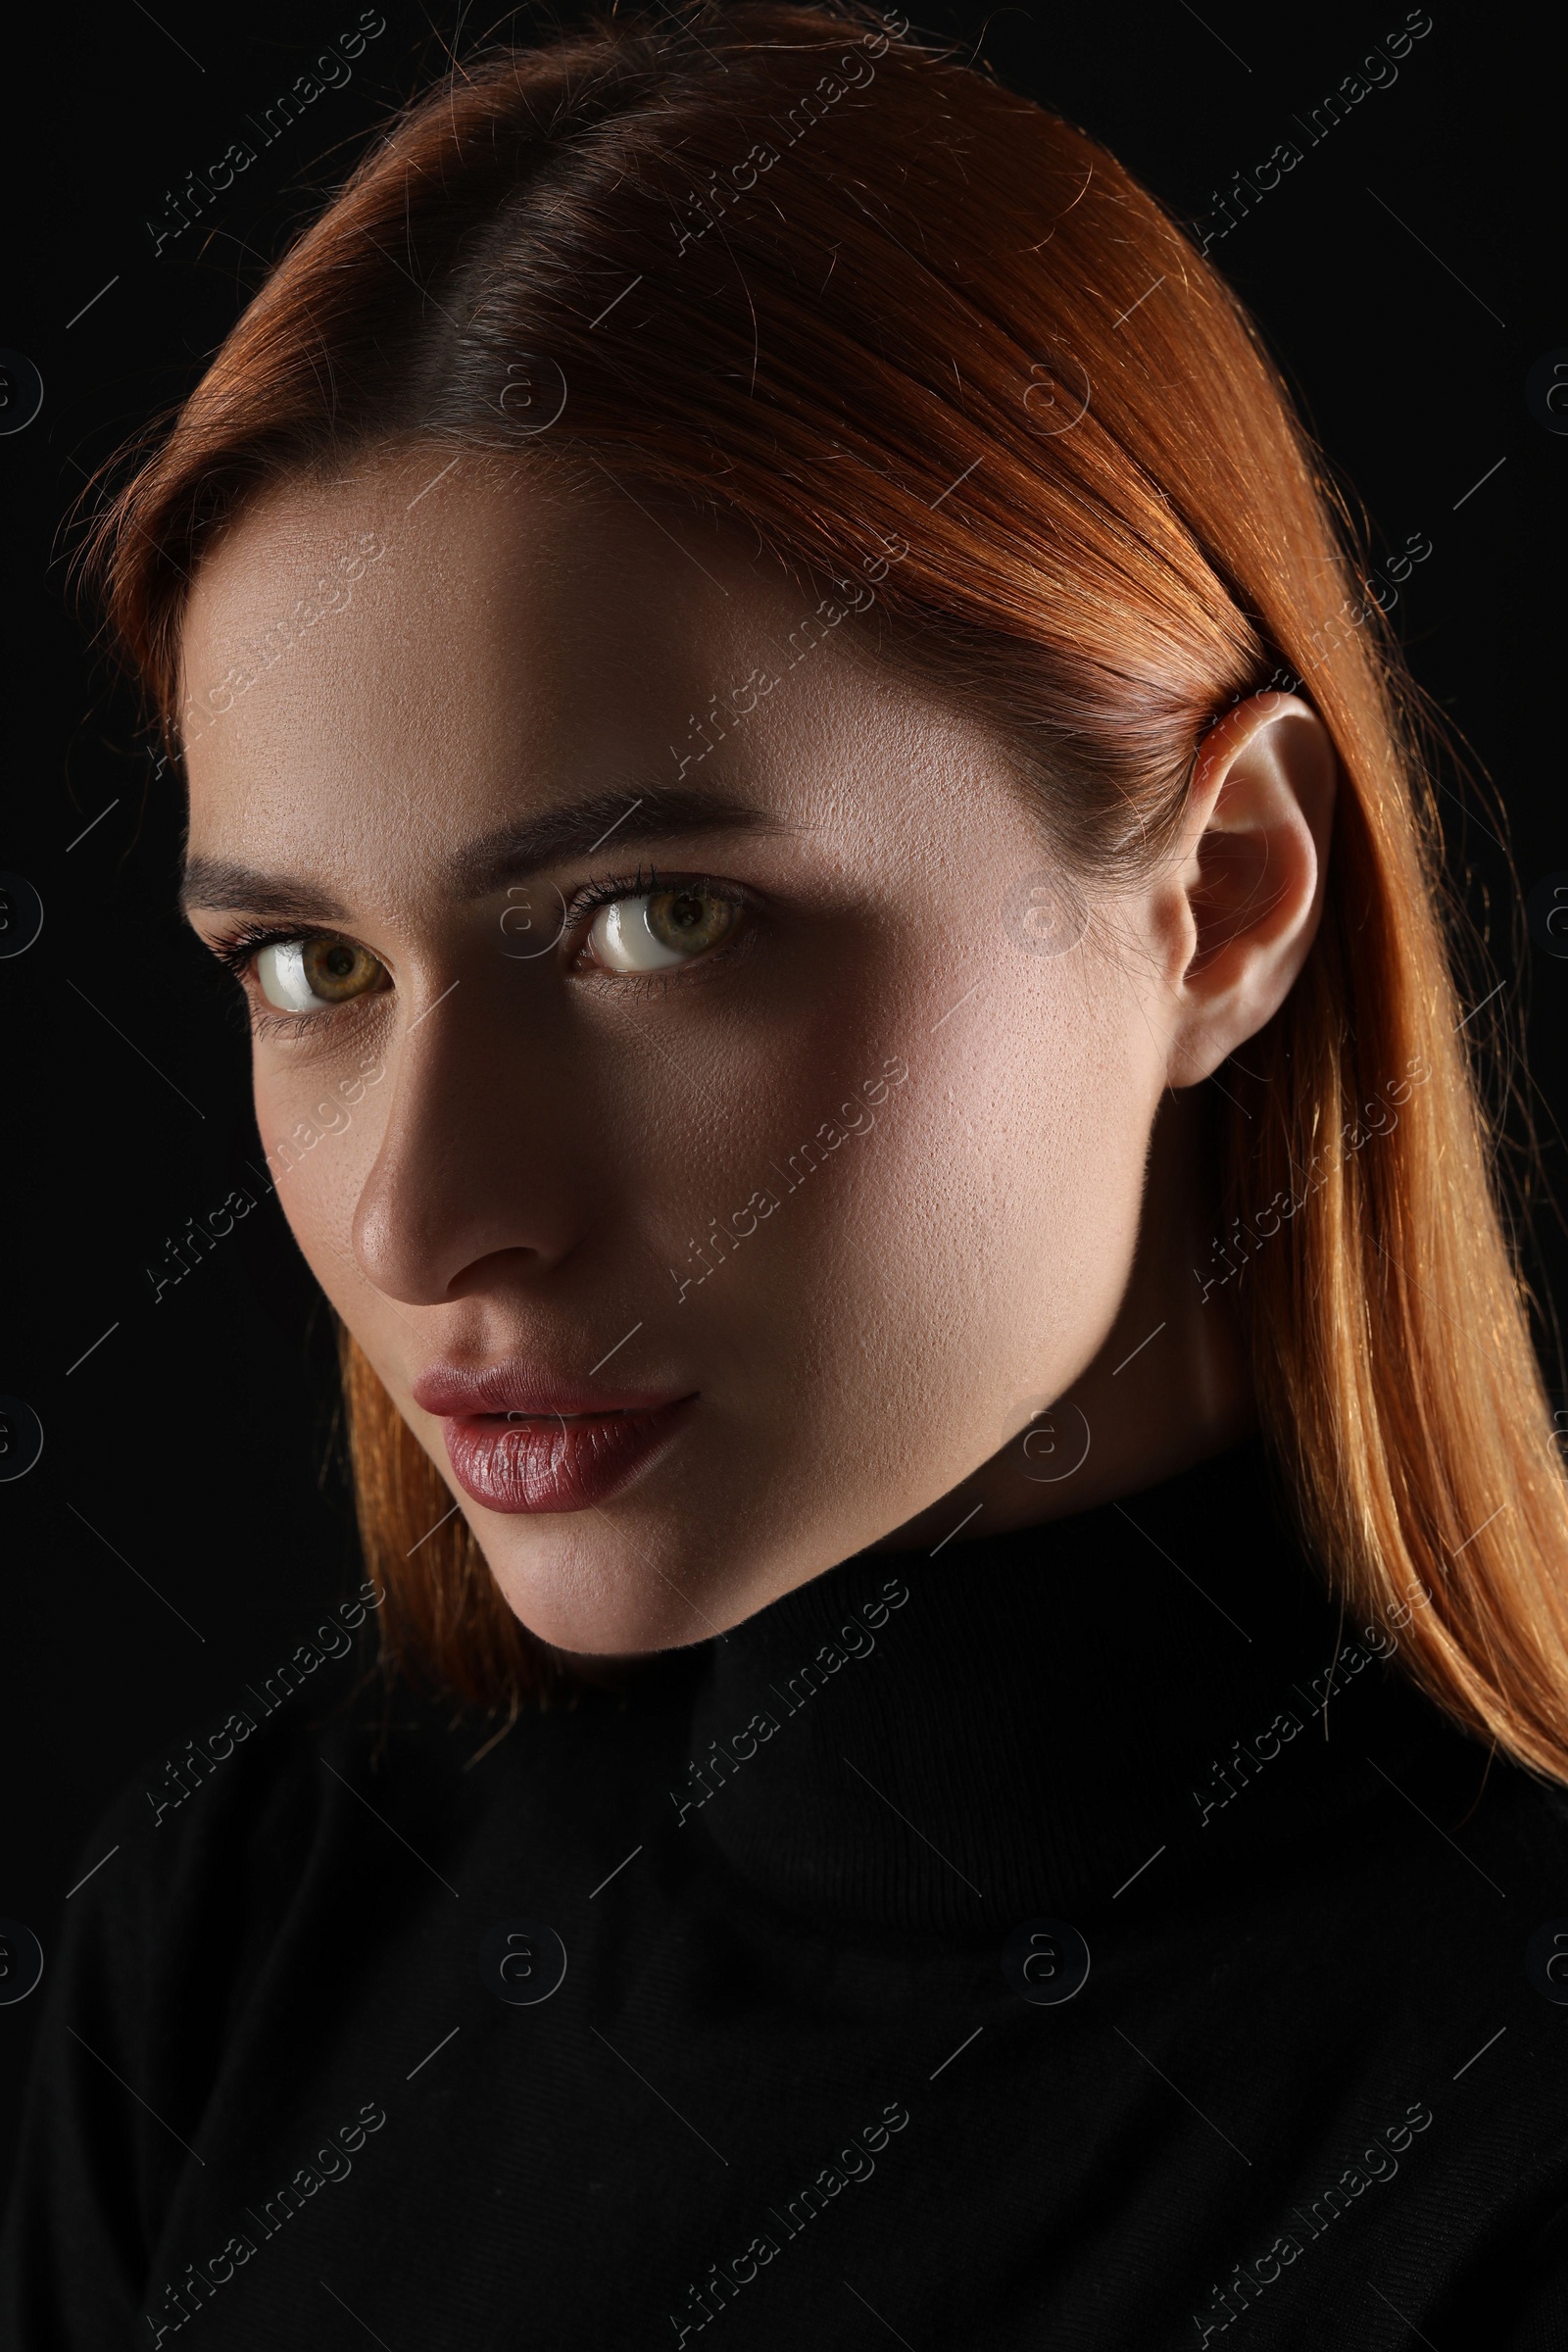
[412,1364,696,1516]
[412,1362,687,1419]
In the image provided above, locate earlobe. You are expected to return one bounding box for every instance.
[1165,692,1338,1089]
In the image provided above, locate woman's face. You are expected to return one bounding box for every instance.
[176,449,1209,1650]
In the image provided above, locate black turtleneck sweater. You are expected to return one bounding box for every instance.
[5,1443,1568,2348]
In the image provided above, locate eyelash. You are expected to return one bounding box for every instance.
[208,866,756,1033]
[562,863,750,931]
[209,922,301,983]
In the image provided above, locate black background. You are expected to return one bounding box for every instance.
[0,0,1556,2208]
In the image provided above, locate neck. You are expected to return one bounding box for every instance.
[873,1081,1251,1550]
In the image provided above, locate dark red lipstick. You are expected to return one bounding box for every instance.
[412,1365,695,1514]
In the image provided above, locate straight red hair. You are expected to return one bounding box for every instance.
[83,1,1568,1770]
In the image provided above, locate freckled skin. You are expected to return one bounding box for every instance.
[179,447,1335,1653]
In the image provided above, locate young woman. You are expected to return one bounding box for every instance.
[6,5,1565,2345]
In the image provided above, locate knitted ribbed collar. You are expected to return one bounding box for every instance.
[676,1441,1458,1935]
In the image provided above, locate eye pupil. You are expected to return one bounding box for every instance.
[643,886,734,957]
[295,935,384,1004]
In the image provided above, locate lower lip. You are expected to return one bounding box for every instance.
[441,1398,695,1514]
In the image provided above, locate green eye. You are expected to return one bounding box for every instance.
[256,936,388,1011]
[587,886,740,973]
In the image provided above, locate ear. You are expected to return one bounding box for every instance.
[1160,692,1338,1088]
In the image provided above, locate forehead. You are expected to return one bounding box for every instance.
[181,453,747,783]
[176,447,1021,899]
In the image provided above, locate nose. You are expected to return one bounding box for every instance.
[350,982,590,1306]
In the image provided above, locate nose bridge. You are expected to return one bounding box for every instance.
[349,987,578,1305]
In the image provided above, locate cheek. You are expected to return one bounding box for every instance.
[879,1002,1147,1374]
[252,1060,387,1295]
[665,952,1154,1457]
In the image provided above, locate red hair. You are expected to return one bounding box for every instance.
[83,1,1568,1773]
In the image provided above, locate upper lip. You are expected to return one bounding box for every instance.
[411,1362,690,1420]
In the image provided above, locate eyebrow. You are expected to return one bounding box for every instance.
[178,784,790,918]
[447,785,790,899]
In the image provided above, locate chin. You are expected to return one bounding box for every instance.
[483,1529,737,1658]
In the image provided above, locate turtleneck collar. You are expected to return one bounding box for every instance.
[676,1440,1455,1936]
